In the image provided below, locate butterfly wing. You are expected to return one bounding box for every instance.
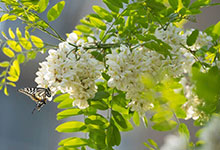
[18,87,41,103]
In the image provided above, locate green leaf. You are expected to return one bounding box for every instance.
[104,0,123,8]
[213,21,220,37]
[168,0,178,10]
[133,111,140,126]
[75,25,92,34]
[0,61,10,67]
[90,17,106,30]
[8,28,15,39]
[186,29,199,46]
[47,1,65,22]
[106,122,121,146]
[17,54,25,63]
[90,100,108,110]
[93,91,110,100]
[54,93,70,103]
[178,123,190,138]
[112,110,127,129]
[31,35,44,48]
[0,14,16,22]
[91,51,103,61]
[19,37,32,50]
[38,0,49,13]
[192,66,220,114]
[92,6,113,22]
[103,0,119,13]
[3,47,14,58]
[182,0,190,8]
[56,121,86,133]
[102,72,110,81]
[7,40,22,52]
[27,51,37,60]
[85,114,109,130]
[152,120,177,131]
[57,108,83,120]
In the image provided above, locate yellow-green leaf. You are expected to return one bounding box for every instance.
[7,40,22,52]
[31,35,44,48]
[16,28,22,39]
[0,61,10,67]
[63,138,88,147]
[17,54,25,63]
[4,86,9,96]
[133,111,140,126]
[8,28,15,39]
[3,47,14,58]
[19,37,32,50]
[12,60,20,76]
[7,76,18,82]
[90,17,106,30]
[7,82,16,87]
[47,1,65,22]
[38,0,49,13]
[56,121,86,133]
[1,14,9,22]
[1,31,8,39]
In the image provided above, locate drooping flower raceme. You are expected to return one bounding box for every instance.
[35,33,103,109]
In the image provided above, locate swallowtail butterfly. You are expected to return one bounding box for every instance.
[18,87,51,114]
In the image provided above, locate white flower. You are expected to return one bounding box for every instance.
[67,32,78,44]
[200,116,220,150]
[35,34,104,109]
[160,135,189,150]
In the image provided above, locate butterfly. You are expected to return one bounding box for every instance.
[18,87,51,114]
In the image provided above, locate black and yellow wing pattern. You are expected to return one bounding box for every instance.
[18,87,51,114]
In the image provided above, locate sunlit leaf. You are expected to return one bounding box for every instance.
[31,35,44,48]
[133,111,140,126]
[57,108,83,120]
[4,86,8,96]
[178,123,190,138]
[12,60,20,76]
[38,0,49,13]
[54,93,70,103]
[47,1,65,22]
[0,61,10,67]
[17,54,25,63]
[16,28,22,39]
[7,82,16,87]
[56,121,86,133]
[76,25,92,34]
[7,40,22,52]
[8,28,15,39]
[213,21,220,37]
[3,47,14,58]
[92,5,113,22]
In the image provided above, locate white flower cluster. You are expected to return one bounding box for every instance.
[160,134,189,150]
[35,33,103,109]
[106,24,212,117]
[200,116,220,150]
